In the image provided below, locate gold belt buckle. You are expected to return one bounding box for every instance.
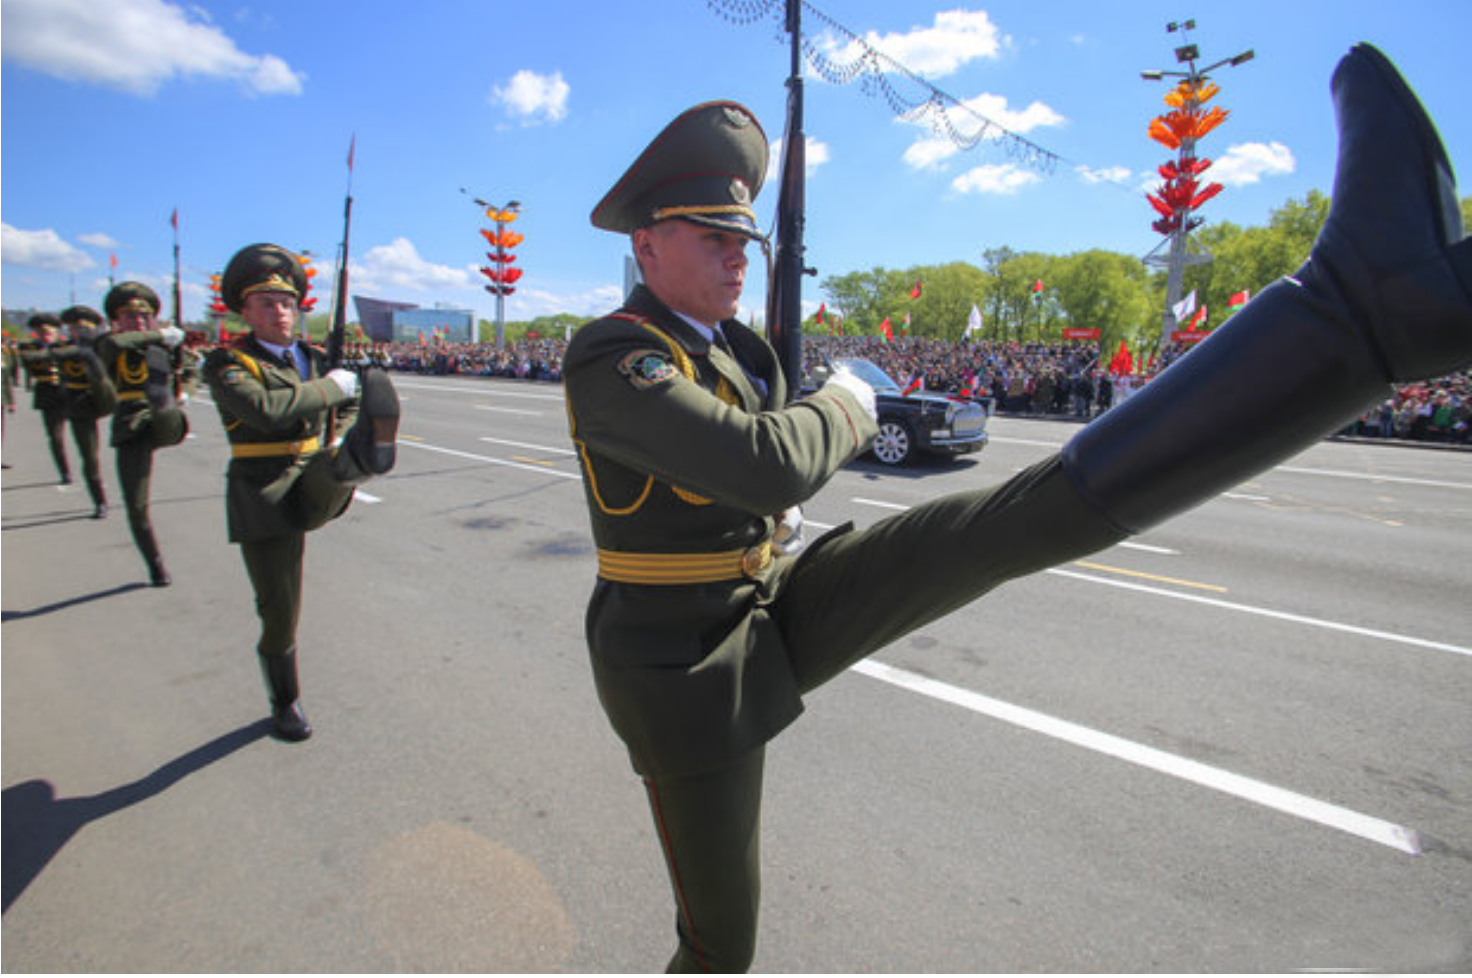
[741,543,771,578]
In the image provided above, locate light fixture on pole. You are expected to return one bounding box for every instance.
[1140,19,1253,353]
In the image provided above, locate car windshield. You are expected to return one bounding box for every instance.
[832,357,900,392]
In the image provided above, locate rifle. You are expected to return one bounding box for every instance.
[325,136,355,444]
[765,0,810,402]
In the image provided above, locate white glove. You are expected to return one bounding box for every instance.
[327,368,358,398]
[823,369,877,421]
[158,325,185,348]
[772,506,805,556]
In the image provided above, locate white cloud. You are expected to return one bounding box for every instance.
[1075,164,1132,185]
[353,238,477,295]
[769,136,831,177]
[1,223,96,272]
[0,0,304,96]
[820,9,1006,78]
[1209,141,1296,186]
[951,163,1040,196]
[77,232,120,248]
[490,69,570,125]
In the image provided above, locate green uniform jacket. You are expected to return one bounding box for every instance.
[563,284,877,778]
[17,342,68,413]
[94,330,190,446]
[202,336,356,543]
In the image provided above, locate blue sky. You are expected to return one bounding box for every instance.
[4,0,1470,328]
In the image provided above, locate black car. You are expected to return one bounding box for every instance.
[809,358,991,465]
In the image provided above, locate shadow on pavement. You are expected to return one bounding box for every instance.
[2,582,150,622]
[2,720,272,913]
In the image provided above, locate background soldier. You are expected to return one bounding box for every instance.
[16,313,75,485]
[203,243,400,742]
[561,43,1472,972]
[96,282,190,586]
[57,305,118,518]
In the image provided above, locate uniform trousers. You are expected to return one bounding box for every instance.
[68,415,104,492]
[241,533,306,658]
[40,404,70,481]
[234,448,358,658]
[642,455,1125,972]
[115,436,161,565]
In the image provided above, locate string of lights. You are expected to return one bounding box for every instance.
[702,0,1062,175]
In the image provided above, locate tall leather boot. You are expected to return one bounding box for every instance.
[1061,43,1471,535]
[87,477,108,519]
[259,650,312,742]
[130,523,172,586]
[144,346,189,448]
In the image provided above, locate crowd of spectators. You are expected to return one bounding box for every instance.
[337,333,1470,446]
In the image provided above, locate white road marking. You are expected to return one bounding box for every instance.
[1046,567,1472,659]
[851,658,1423,856]
[1278,464,1472,491]
[473,404,542,416]
[480,436,575,455]
[402,440,580,480]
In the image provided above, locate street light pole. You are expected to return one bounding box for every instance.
[1141,19,1253,353]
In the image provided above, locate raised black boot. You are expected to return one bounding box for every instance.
[144,346,189,448]
[259,650,312,742]
[332,367,400,483]
[1061,43,1471,535]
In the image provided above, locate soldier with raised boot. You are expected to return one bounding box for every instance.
[95,282,190,586]
[203,243,400,743]
[561,44,1472,972]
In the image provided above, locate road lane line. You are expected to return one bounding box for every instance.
[850,658,1423,855]
[1046,567,1472,659]
[843,496,1464,657]
[480,436,576,455]
[1278,465,1472,491]
[473,404,542,416]
[401,440,581,480]
[1072,561,1227,593]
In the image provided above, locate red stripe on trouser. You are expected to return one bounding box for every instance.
[644,778,713,972]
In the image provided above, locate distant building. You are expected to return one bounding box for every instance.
[353,296,418,342]
[352,296,475,344]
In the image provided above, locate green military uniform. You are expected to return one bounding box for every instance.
[97,283,190,586]
[17,314,75,485]
[57,306,118,517]
[567,59,1472,970]
[203,243,400,742]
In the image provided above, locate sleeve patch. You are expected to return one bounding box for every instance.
[617,349,679,390]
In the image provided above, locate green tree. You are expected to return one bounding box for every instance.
[1048,249,1152,351]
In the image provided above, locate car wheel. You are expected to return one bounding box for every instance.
[872,418,915,465]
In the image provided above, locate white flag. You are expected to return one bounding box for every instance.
[1171,290,1197,324]
[966,304,983,338]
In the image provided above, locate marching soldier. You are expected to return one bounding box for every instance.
[17,313,75,485]
[561,44,1472,971]
[57,305,118,518]
[96,282,190,586]
[202,243,400,742]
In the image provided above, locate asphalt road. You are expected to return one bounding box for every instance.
[4,374,1470,972]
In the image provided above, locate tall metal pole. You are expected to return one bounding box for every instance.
[767,0,807,399]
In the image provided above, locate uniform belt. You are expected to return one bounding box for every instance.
[231,437,322,459]
[597,542,772,585]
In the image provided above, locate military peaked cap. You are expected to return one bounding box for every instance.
[27,312,62,329]
[591,100,768,240]
[221,243,307,313]
[60,305,104,327]
[105,282,161,319]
